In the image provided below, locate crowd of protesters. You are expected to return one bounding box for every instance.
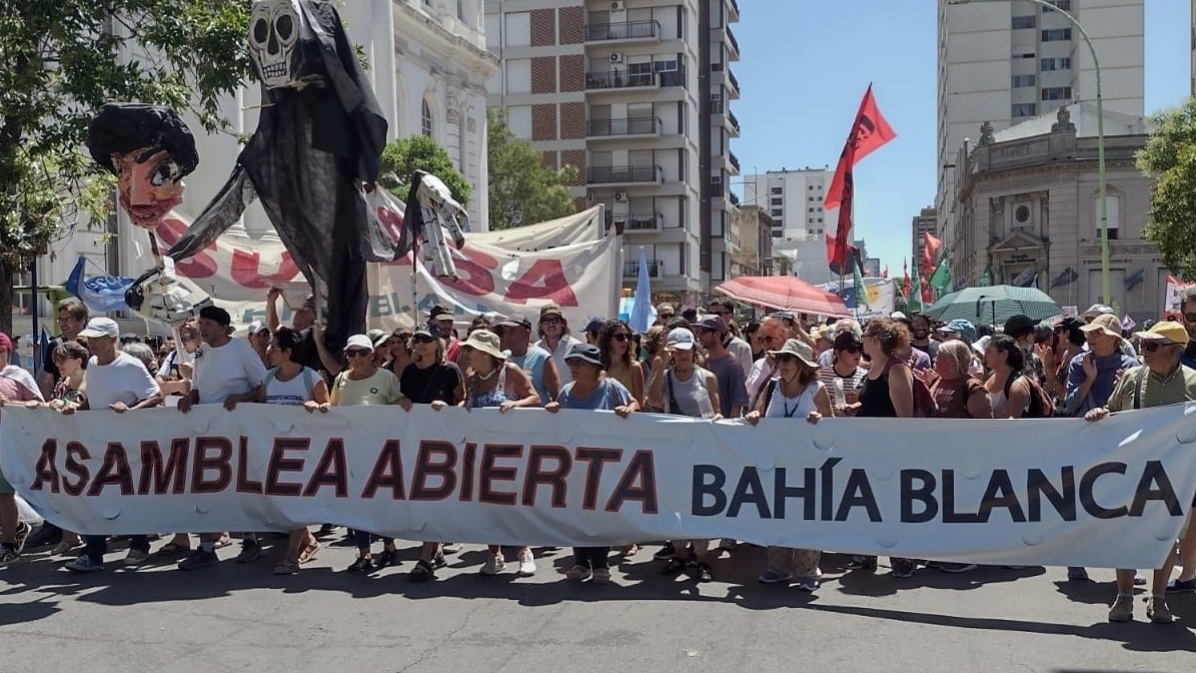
[2,287,1196,626]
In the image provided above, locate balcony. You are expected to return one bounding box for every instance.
[623,259,662,279]
[585,20,660,43]
[726,109,740,136]
[586,70,659,92]
[727,27,740,61]
[587,116,661,139]
[728,150,741,174]
[729,191,740,206]
[587,164,662,185]
[727,0,740,22]
[728,69,740,98]
[607,211,663,233]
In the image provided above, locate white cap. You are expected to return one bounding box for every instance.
[79,317,119,339]
[247,320,268,334]
[343,334,374,352]
[666,327,695,350]
[890,311,908,320]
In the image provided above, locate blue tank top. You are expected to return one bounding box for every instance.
[467,364,510,409]
[509,346,550,404]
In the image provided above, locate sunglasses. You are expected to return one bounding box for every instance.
[1141,341,1173,353]
[613,333,630,342]
[345,349,372,358]
[541,317,562,325]
[412,335,436,344]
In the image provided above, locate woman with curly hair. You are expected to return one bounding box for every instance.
[598,320,645,405]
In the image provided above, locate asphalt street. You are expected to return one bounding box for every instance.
[2,536,1193,673]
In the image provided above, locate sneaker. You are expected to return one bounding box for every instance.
[178,548,219,571]
[317,524,339,536]
[1145,596,1175,625]
[441,542,463,555]
[1067,566,1090,581]
[891,558,916,579]
[409,558,435,583]
[1,544,20,566]
[65,554,104,573]
[13,521,32,556]
[718,538,739,551]
[374,549,401,569]
[938,563,977,574]
[758,569,793,584]
[592,567,611,584]
[696,562,713,583]
[566,564,592,581]
[481,553,505,575]
[653,542,676,560]
[1108,594,1134,622]
[432,551,448,569]
[23,522,61,549]
[347,556,374,573]
[796,576,820,592]
[846,555,877,570]
[49,540,80,557]
[1166,577,1196,593]
[234,540,261,564]
[123,548,150,566]
[516,548,536,577]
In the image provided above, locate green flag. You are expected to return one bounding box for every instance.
[979,265,993,287]
[853,257,869,308]
[930,255,952,293]
[907,259,923,313]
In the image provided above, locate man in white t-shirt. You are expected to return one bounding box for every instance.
[61,318,161,573]
[177,306,267,570]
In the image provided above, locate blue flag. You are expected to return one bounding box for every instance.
[64,256,136,313]
[628,249,656,332]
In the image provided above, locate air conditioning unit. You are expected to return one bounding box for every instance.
[610,1,625,11]
[609,52,624,64]
[614,191,628,202]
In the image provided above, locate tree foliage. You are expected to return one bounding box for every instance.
[487,108,578,230]
[0,1,253,335]
[378,134,472,206]
[1137,98,1196,280]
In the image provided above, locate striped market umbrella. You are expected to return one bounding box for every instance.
[924,285,1062,326]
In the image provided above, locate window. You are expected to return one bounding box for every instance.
[770,197,782,206]
[1041,57,1071,71]
[1012,16,1036,29]
[771,187,782,195]
[816,229,822,235]
[1042,28,1071,41]
[774,220,783,228]
[1015,52,1036,59]
[1012,74,1036,87]
[422,99,433,137]
[808,196,815,202]
[771,209,783,217]
[808,207,814,212]
[1044,0,1071,11]
[457,0,465,20]
[1095,194,1121,240]
[1041,86,1072,101]
[817,217,823,223]
[1012,103,1037,117]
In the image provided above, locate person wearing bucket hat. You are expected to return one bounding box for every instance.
[458,328,541,577]
[545,342,639,584]
[1064,313,1138,421]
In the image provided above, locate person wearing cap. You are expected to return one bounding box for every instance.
[815,318,863,368]
[428,305,462,363]
[818,331,868,416]
[694,314,748,418]
[55,318,161,572]
[245,320,272,368]
[535,303,583,387]
[645,326,721,582]
[1064,314,1138,419]
[937,319,977,346]
[546,342,638,584]
[175,305,269,570]
[456,329,540,576]
[1082,303,1115,323]
[1085,320,1196,625]
[500,314,560,407]
[744,338,830,590]
[708,299,754,379]
[0,331,44,565]
[583,316,607,345]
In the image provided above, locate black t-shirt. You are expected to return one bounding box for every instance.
[42,337,63,382]
[292,328,323,374]
[400,362,463,405]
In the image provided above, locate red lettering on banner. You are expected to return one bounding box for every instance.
[443,249,498,296]
[606,450,658,514]
[576,447,621,510]
[230,249,301,289]
[265,437,309,496]
[521,445,572,508]
[374,204,404,246]
[479,444,522,505]
[192,437,233,494]
[361,440,405,499]
[155,218,218,280]
[63,441,91,497]
[459,442,476,502]
[139,439,189,495]
[31,439,60,493]
[302,438,348,498]
[236,436,264,494]
[505,260,579,306]
[410,440,458,501]
[87,443,134,497]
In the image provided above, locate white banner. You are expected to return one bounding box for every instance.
[3,404,1195,568]
[1165,275,1193,316]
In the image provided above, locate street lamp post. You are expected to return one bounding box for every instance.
[948,0,1109,305]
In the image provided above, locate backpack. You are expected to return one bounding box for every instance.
[884,358,936,417]
[1003,371,1053,418]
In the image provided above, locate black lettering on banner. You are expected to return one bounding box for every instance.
[303,438,348,498]
[1129,460,1183,517]
[459,442,476,502]
[1026,467,1076,522]
[521,445,571,508]
[976,469,1026,523]
[31,438,60,493]
[236,436,264,494]
[692,465,727,516]
[820,457,841,521]
[63,441,91,497]
[139,439,189,495]
[361,440,405,499]
[941,470,982,523]
[410,440,459,501]
[727,467,771,519]
[606,450,658,514]
[86,442,134,497]
[264,437,308,496]
[835,469,882,522]
[479,444,522,506]
[1079,461,1129,519]
[773,467,816,520]
[192,436,233,494]
[576,447,621,510]
[900,469,938,523]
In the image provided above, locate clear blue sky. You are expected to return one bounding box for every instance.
[733,0,1191,275]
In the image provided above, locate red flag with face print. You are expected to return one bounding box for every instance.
[824,85,896,211]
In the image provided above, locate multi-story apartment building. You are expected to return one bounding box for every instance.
[937,0,1144,258]
[484,0,740,300]
[741,168,832,242]
[911,206,937,267]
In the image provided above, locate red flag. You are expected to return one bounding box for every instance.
[824,85,897,211]
[922,232,942,276]
[921,276,934,305]
[901,258,911,299]
[882,265,889,279]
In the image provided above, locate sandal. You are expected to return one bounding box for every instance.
[298,541,321,564]
[273,559,300,575]
[155,541,190,557]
